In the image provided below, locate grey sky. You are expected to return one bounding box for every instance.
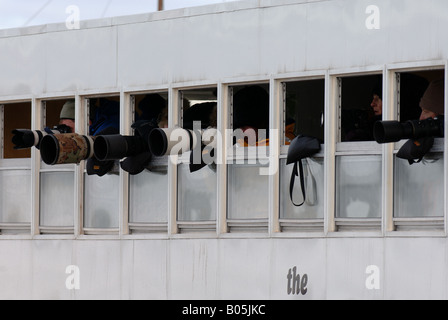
[0,0,236,30]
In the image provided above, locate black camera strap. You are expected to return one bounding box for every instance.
[289,160,306,207]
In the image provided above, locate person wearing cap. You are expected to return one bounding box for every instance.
[396,79,445,165]
[59,99,76,133]
[419,78,445,120]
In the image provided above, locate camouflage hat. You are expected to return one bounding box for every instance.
[60,100,75,120]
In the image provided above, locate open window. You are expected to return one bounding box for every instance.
[227,83,270,233]
[128,92,169,234]
[393,69,445,230]
[279,79,325,232]
[0,101,32,234]
[39,99,76,234]
[176,87,218,233]
[83,96,120,234]
[335,74,383,231]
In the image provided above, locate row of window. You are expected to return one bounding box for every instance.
[0,68,445,236]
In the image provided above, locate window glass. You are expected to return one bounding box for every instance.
[40,171,75,228]
[340,75,382,142]
[129,93,168,228]
[3,102,32,159]
[0,170,31,225]
[280,80,325,226]
[232,84,269,148]
[280,158,324,220]
[394,70,445,220]
[336,155,382,219]
[177,88,217,224]
[130,170,168,224]
[284,80,325,144]
[39,99,76,233]
[84,173,120,229]
[227,84,270,228]
[178,164,217,222]
[394,154,444,218]
[228,164,269,221]
[84,97,120,230]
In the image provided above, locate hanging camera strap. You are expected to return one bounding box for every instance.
[289,159,306,207]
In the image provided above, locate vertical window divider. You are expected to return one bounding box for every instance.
[120,91,131,236]
[217,82,228,235]
[31,98,41,236]
[324,72,337,234]
[383,68,396,234]
[0,104,4,160]
[269,78,281,234]
[168,87,179,236]
[444,62,448,236]
[74,96,86,237]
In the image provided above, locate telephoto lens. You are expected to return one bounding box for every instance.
[374,118,444,144]
[93,135,149,161]
[148,127,198,157]
[40,133,95,165]
[11,129,45,149]
[12,125,73,150]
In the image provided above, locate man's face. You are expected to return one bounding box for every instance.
[371,94,383,116]
[59,119,75,133]
[419,108,438,121]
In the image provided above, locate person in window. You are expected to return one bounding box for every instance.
[419,78,445,120]
[371,83,383,118]
[58,99,76,133]
[233,85,270,147]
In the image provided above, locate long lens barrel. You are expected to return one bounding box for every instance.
[374,118,444,144]
[40,133,94,165]
[148,128,198,157]
[373,121,413,143]
[12,129,45,149]
[94,135,149,161]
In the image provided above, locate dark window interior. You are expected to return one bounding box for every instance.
[285,79,325,144]
[340,75,382,142]
[4,102,31,159]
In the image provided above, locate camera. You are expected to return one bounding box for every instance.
[373,117,444,144]
[11,124,73,150]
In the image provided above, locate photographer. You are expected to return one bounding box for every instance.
[419,79,445,120]
[58,99,76,133]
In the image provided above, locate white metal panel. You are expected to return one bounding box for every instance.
[44,27,118,93]
[0,35,46,96]
[0,0,448,300]
[384,237,448,300]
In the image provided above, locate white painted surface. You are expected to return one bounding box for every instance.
[0,0,447,299]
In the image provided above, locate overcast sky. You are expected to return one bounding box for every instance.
[0,0,236,30]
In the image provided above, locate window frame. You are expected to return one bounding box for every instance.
[277,76,326,233]
[386,64,447,233]
[224,80,272,234]
[80,93,122,236]
[328,67,385,233]
[168,84,220,235]
[37,97,77,235]
[126,91,170,234]
[0,99,33,235]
